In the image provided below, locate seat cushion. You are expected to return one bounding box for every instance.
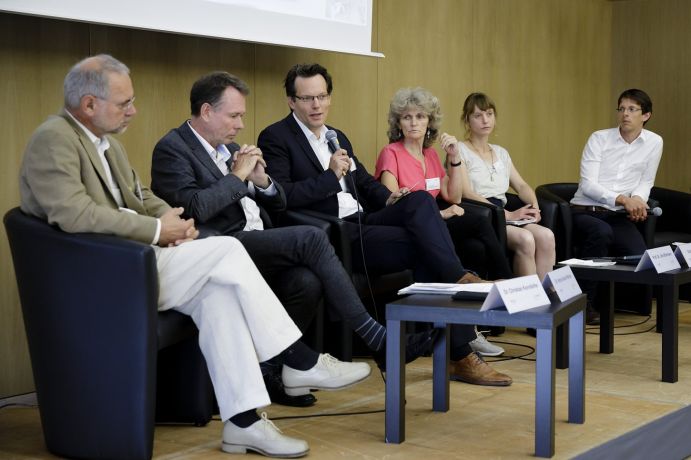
[157,310,199,350]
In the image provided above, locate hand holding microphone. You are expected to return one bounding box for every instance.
[617,195,659,222]
[326,129,350,178]
[614,206,662,220]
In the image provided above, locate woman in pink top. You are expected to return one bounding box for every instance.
[375,87,512,281]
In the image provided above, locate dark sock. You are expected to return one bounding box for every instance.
[352,312,386,351]
[281,340,319,371]
[229,409,260,428]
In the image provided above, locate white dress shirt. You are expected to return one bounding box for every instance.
[187,121,276,231]
[571,127,663,210]
[292,113,360,218]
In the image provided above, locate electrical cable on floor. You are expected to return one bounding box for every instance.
[0,403,38,411]
[483,341,537,362]
[586,311,654,335]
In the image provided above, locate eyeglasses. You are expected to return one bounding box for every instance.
[293,94,330,103]
[97,96,136,111]
[616,106,642,114]
[115,97,136,111]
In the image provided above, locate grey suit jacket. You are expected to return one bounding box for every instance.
[151,121,286,237]
[20,110,170,243]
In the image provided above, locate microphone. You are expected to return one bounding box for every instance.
[615,206,662,216]
[325,129,340,154]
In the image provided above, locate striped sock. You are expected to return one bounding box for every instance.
[353,316,386,352]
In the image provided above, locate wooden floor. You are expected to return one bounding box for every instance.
[2,302,691,459]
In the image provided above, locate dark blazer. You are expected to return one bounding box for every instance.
[151,121,286,237]
[258,114,391,216]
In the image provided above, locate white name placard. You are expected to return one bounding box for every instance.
[480,274,551,314]
[635,246,681,273]
[543,266,582,302]
[674,243,691,268]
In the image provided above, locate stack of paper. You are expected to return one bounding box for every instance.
[559,258,616,267]
[398,282,493,295]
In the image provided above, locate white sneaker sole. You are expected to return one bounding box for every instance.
[470,343,505,357]
[222,441,309,458]
[474,349,504,357]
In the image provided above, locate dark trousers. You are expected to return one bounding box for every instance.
[344,191,476,359]
[445,212,513,280]
[236,225,369,327]
[346,191,466,282]
[572,210,648,304]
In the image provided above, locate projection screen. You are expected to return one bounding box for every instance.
[0,0,383,57]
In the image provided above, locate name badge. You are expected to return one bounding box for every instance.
[635,246,681,273]
[543,266,581,302]
[425,177,441,191]
[674,243,691,268]
[480,274,551,314]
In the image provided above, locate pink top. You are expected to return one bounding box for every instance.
[374,141,446,198]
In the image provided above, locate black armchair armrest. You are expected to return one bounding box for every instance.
[536,185,575,260]
[461,198,507,249]
[650,187,691,233]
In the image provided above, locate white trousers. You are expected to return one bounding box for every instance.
[153,236,302,420]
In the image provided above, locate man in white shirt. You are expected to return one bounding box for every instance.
[570,88,663,323]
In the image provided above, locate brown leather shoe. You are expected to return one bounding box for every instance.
[450,352,513,386]
[457,272,492,284]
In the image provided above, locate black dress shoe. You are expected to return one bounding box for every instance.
[263,372,316,407]
[374,329,440,370]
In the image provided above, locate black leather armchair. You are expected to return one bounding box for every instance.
[535,183,659,314]
[4,208,214,460]
[649,186,691,301]
[649,186,691,247]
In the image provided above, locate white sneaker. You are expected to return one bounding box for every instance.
[470,328,505,357]
[282,353,371,396]
[222,412,309,458]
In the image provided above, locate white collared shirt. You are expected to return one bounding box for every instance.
[66,110,161,244]
[187,121,276,231]
[292,113,361,218]
[571,127,663,210]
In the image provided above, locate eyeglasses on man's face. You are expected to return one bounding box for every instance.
[616,106,642,114]
[97,95,136,111]
[293,94,330,103]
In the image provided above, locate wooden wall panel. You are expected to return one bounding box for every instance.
[0,13,90,397]
[612,0,691,192]
[88,27,255,184]
[376,0,612,187]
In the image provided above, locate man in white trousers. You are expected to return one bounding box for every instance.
[19,54,370,458]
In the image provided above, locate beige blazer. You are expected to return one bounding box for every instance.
[20,110,170,244]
